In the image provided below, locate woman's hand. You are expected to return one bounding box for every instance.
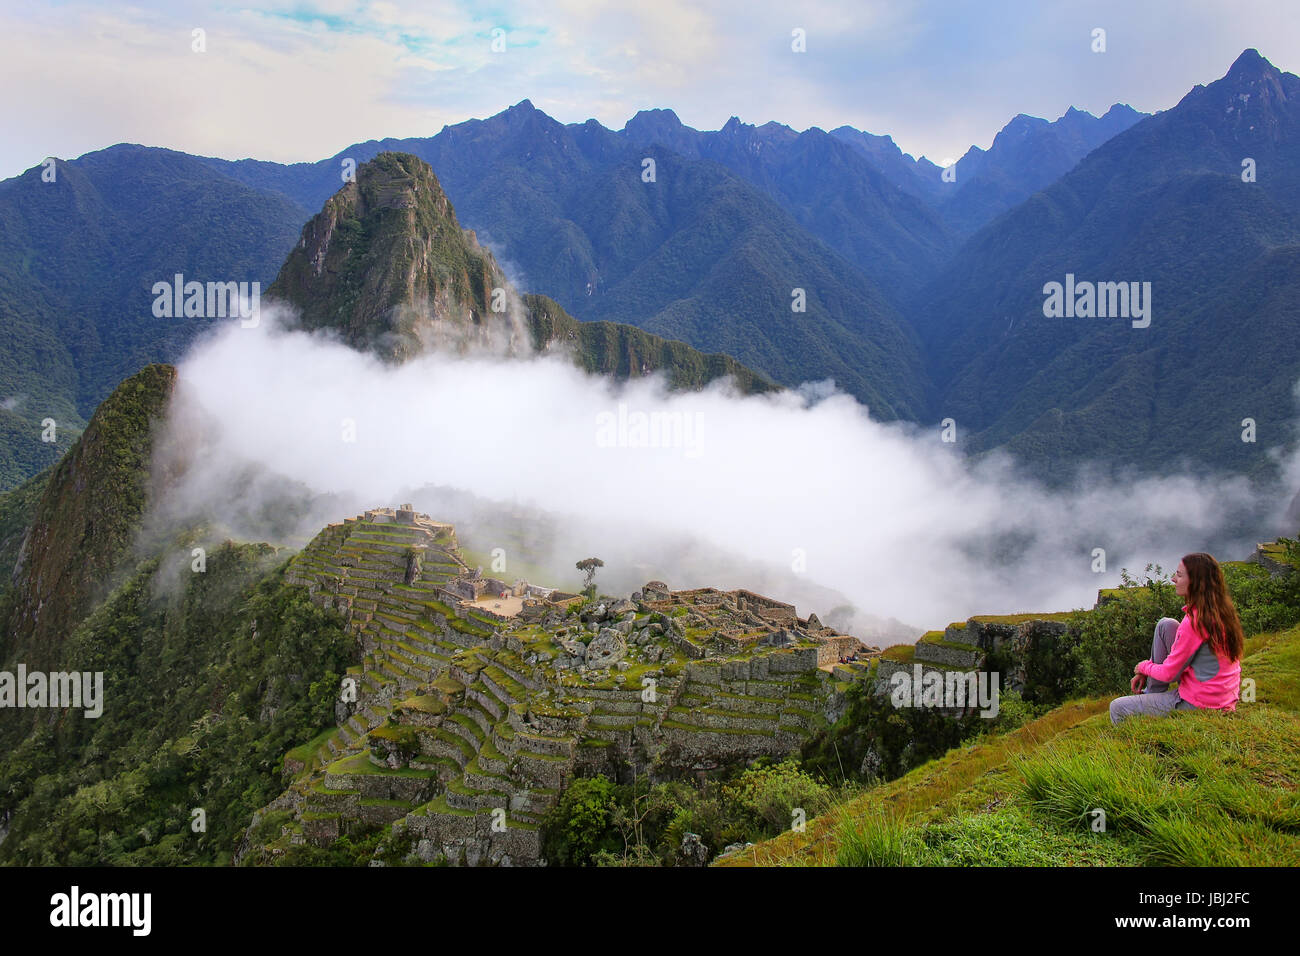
[1130,673,1147,693]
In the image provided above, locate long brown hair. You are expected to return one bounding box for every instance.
[1181,552,1244,662]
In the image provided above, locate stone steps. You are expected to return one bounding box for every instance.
[479,670,519,711]
[424,728,476,768]
[445,777,509,811]
[666,706,781,732]
[587,713,638,729]
[466,685,505,721]
[445,712,487,749]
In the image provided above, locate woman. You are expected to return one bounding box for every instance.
[1109,553,1243,725]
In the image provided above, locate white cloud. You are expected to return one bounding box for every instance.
[7,1,1300,178]
[154,310,1296,641]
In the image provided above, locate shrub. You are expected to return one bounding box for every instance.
[540,774,622,866]
[1065,565,1183,697]
[723,760,830,837]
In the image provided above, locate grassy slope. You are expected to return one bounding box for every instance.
[725,624,1300,866]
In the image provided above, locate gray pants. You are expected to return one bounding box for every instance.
[1109,617,1196,725]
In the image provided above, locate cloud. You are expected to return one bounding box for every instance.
[151,309,1298,642]
[7,1,1300,179]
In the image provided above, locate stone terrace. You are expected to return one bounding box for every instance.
[252,512,882,866]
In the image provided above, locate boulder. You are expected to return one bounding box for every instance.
[586,629,628,668]
[679,832,710,867]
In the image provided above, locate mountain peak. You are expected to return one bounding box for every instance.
[1001,113,1049,136]
[756,120,797,141]
[625,107,683,130]
[268,152,504,359]
[1227,48,1268,78]
[1180,47,1297,120]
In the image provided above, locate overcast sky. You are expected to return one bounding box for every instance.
[3,0,1299,179]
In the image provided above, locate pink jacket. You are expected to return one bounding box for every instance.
[1138,606,1241,711]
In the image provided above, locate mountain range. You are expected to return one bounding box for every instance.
[4,47,1300,868]
[1,49,1298,492]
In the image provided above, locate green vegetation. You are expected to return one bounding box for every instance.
[0,466,50,599]
[918,52,1300,483]
[732,543,1300,867]
[542,760,853,867]
[0,148,307,490]
[0,545,353,865]
[1,364,176,670]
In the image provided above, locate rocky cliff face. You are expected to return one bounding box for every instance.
[268,152,511,359]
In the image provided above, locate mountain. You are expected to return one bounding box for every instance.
[209,104,954,311]
[250,130,928,417]
[913,49,1300,480]
[0,144,782,492]
[267,151,777,393]
[827,126,945,202]
[0,380,351,863]
[1,364,175,671]
[936,104,1147,235]
[0,58,1290,494]
[830,104,1147,235]
[0,98,1147,495]
[0,147,309,488]
[618,109,957,302]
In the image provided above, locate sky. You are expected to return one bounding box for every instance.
[3,0,1300,179]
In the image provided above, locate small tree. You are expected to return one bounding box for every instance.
[576,557,604,598]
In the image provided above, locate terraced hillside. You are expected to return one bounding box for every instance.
[238,506,880,865]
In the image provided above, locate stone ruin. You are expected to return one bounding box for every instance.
[635,582,868,667]
[257,509,883,867]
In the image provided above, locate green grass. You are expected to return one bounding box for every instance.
[917,632,984,651]
[1015,706,1300,865]
[835,803,1135,866]
[968,611,1075,624]
[285,726,340,772]
[395,695,447,716]
[736,623,1300,867]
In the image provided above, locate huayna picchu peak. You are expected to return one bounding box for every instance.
[268,153,509,359]
[268,151,776,393]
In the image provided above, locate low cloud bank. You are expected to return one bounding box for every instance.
[151,310,1299,640]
